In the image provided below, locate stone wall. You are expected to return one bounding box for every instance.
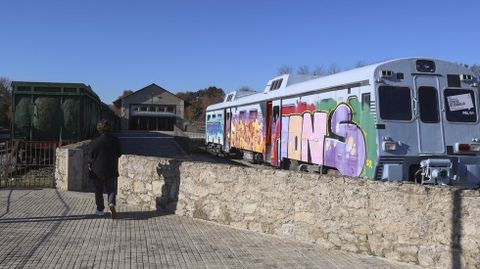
[117,155,181,211]
[115,156,480,269]
[55,140,94,192]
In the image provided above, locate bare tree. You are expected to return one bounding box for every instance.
[111,89,134,116]
[237,86,255,92]
[297,65,311,75]
[471,64,480,78]
[327,64,341,75]
[355,61,367,68]
[0,77,12,128]
[277,66,293,75]
[312,65,325,76]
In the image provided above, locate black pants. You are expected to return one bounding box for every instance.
[94,178,117,211]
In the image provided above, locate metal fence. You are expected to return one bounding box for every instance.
[0,140,60,188]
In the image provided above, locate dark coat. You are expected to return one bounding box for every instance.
[89,133,121,180]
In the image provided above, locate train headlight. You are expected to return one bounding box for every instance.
[379,70,393,78]
[470,143,480,152]
[382,141,397,151]
[460,74,473,82]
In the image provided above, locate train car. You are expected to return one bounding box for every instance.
[206,58,480,186]
[11,81,117,142]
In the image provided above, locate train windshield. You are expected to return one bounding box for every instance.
[418,86,439,123]
[444,88,477,122]
[378,86,412,120]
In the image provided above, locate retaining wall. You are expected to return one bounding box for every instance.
[56,150,480,268]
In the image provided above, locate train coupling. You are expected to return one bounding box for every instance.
[420,159,453,185]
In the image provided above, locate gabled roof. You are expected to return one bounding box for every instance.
[113,83,182,106]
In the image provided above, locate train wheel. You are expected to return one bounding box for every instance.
[282,159,300,171]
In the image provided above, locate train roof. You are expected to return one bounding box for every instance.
[206,57,475,111]
[11,81,101,102]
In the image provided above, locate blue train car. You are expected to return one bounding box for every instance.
[206,58,480,186]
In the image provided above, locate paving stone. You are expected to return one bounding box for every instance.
[0,189,420,269]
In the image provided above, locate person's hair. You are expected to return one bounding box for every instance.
[96,119,112,134]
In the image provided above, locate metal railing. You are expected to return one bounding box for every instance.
[0,140,61,188]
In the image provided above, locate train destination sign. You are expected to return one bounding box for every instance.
[447,93,474,112]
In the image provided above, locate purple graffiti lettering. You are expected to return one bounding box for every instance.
[324,104,366,176]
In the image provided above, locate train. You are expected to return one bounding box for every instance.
[206,58,480,187]
[11,81,118,142]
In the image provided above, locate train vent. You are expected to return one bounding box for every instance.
[370,100,377,123]
[375,157,405,180]
[374,165,383,180]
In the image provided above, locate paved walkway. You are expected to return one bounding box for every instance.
[115,131,187,158]
[0,189,420,269]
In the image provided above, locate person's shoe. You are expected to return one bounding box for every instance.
[109,204,117,219]
[95,209,104,216]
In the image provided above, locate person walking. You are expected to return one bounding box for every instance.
[89,119,121,219]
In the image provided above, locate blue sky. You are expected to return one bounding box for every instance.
[1,0,479,103]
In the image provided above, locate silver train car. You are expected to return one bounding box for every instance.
[206,58,480,186]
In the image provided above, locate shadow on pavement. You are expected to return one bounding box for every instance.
[451,188,465,269]
[0,210,161,224]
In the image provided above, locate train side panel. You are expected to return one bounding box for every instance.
[230,103,266,153]
[278,86,377,177]
[206,110,224,145]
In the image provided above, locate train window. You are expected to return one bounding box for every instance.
[273,106,280,119]
[444,89,477,122]
[447,74,461,88]
[207,115,211,121]
[140,106,148,112]
[35,87,61,92]
[418,87,439,123]
[217,114,222,118]
[239,111,246,120]
[249,110,258,120]
[226,113,230,120]
[378,86,412,120]
[212,114,216,119]
[362,93,371,109]
[17,86,31,91]
[167,106,175,113]
[270,79,283,91]
[64,87,77,93]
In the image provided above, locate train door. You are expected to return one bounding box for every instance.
[224,108,231,152]
[414,75,445,153]
[264,101,273,162]
[270,100,282,166]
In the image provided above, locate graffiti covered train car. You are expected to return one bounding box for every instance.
[206,58,480,186]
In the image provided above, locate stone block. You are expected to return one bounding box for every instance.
[134,182,146,194]
[294,212,315,225]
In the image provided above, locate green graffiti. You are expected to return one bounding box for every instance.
[348,98,377,178]
[315,98,337,111]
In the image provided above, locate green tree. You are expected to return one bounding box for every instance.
[0,77,11,128]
